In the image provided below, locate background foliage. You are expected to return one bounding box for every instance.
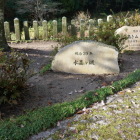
[4,0,140,22]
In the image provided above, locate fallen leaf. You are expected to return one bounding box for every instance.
[110,86,115,89]
[66,116,73,120]
[94,92,98,96]
[76,110,84,114]
[57,121,60,127]
[85,97,90,100]
[85,109,90,114]
[47,101,52,105]
[73,129,78,133]
[67,122,71,127]
[111,81,114,84]
[11,100,18,105]
[101,82,108,86]
[118,91,125,95]
[59,134,64,138]
[89,105,93,108]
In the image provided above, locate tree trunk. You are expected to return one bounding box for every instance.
[0,0,10,51]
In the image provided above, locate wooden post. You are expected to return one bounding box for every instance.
[53,20,57,38]
[42,20,48,40]
[23,21,30,40]
[33,21,39,40]
[4,21,11,41]
[98,19,103,25]
[62,17,67,36]
[80,19,85,38]
[71,19,77,36]
[107,15,113,22]
[89,19,95,37]
[14,18,21,40]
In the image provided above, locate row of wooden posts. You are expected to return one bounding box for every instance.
[4,15,114,41]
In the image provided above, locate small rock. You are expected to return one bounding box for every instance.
[135,123,140,128]
[79,131,85,135]
[90,133,99,140]
[131,101,139,108]
[69,127,76,131]
[89,123,98,129]
[125,88,132,93]
[116,98,123,103]
[113,110,123,114]
[77,89,85,93]
[57,121,60,127]
[47,137,53,140]
[73,115,81,121]
[100,100,105,106]
[74,90,78,93]
[68,91,73,95]
[105,96,116,104]
[108,104,118,108]
[125,109,133,113]
[80,120,87,123]
[45,56,49,58]
[96,120,108,126]
[101,106,108,111]
[132,90,136,92]
[90,115,104,121]
[82,107,86,111]
[92,100,105,109]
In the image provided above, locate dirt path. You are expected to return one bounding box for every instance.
[1,41,140,118]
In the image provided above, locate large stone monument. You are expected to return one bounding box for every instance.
[116,26,140,51]
[51,41,120,74]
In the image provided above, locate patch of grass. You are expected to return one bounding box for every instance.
[39,45,59,75]
[39,64,52,74]
[0,69,140,140]
[50,46,59,56]
[123,50,135,54]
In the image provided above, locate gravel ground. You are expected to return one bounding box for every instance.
[29,81,140,140]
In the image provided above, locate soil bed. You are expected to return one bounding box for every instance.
[1,41,140,119]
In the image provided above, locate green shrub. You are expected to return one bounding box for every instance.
[114,10,140,26]
[0,51,30,105]
[92,21,128,52]
[62,10,140,52]
[95,10,140,52]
